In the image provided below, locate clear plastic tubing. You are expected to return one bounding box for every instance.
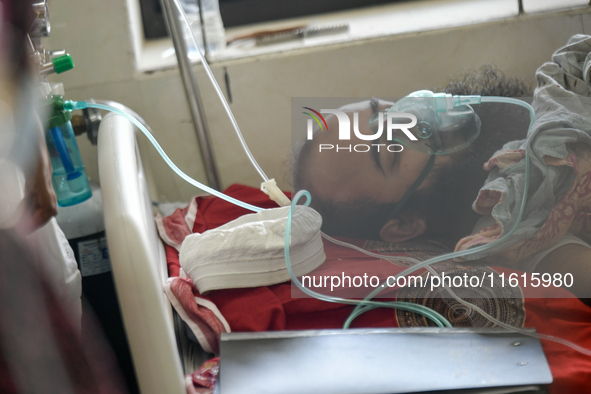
[351,97,536,313]
[171,0,269,182]
[62,100,449,327]
[423,265,591,357]
[63,100,264,213]
[304,96,591,356]
[284,190,453,328]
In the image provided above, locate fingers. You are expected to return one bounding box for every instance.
[30,188,58,228]
[22,115,58,231]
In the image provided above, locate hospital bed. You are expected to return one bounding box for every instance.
[96,112,591,394]
[97,113,194,394]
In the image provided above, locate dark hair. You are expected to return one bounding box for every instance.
[294,66,533,243]
[441,65,532,97]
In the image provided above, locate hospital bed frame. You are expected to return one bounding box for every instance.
[97,113,186,394]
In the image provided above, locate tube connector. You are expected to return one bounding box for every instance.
[261,179,291,207]
[432,92,453,111]
[452,95,481,107]
[407,91,455,112]
[63,100,87,111]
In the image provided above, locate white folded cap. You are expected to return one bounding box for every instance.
[180,206,325,293]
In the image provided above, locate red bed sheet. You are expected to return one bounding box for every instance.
[161,185,591,393]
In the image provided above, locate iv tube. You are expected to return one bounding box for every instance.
[349,97,536,312]
[171,0,269,182]
[421,265,591,357]
[62,98,450,327]
[63,100,264,213]
[62,98,591,356]
[334,96,591,356]
[285,191,453,328]
[310,201,591,356]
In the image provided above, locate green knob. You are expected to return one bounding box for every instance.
[52,54,74,74]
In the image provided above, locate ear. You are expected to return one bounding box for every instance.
[379,213,426,243]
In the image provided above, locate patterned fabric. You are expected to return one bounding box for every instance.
[364,241,526,328]
[164,277,230,354]
[455,35,591,264]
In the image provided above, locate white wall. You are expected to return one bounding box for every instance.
[45,0,591,203]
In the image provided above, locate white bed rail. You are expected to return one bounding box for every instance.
[97,113,185,394]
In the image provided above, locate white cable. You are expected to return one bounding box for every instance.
[134,18,591,356]
[321,232,422,265]
[171,0,270,182]
[321,232,591,357]
[423,266,591,357]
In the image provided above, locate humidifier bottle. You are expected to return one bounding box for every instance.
[45,95,92,206]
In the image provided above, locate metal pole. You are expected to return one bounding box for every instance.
[160,0,222,190]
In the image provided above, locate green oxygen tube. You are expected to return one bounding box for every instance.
[45,94,92,206]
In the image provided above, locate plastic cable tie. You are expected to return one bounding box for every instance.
[261,179,291,207]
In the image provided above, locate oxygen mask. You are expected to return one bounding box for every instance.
[369,90,482,155]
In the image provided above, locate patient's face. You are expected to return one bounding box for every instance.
[304,100,452,207]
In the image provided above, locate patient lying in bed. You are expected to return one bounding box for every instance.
[155,35,591,394]
[292,35,591,302]
[158,183,591,394]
